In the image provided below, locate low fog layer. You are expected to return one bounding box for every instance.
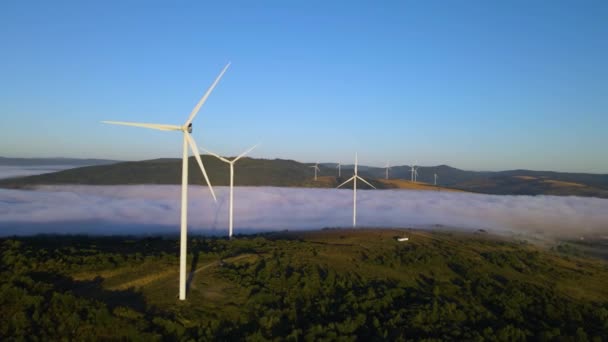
[1,185,607,237]
[0,166,76,180]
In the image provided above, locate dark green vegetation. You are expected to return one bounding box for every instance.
[552,236,608,261]
[2,229,608,341]
[2,157,608,197]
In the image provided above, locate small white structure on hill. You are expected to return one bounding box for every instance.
[397,237,409,242]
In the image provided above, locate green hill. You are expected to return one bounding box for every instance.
[1,229,607,340]
[0,157,386,189]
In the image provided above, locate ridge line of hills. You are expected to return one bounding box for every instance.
[2,156,608,198]
[0,156,120,166]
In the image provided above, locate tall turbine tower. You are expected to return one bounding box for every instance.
[410,163,416,182]
[434,173,438,186]
[310,162,320,181]
[337,153,376,227]
[336,162,341,177]
[102,63,230,300]
[385,161,391,180]
[203,144,258,239]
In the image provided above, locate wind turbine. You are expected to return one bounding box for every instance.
[410,162,416,182]
[434,173,438,186]
[102,63,230,301]
[202,144,258,239]
[410,161,420,183]
[385,161,391,180]
[336,162,341,177]
[310,162,320,181]
[337,153,376,227]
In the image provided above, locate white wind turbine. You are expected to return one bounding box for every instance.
[409,161,420,182]
[337,153,376,227]
[410,162,416,182]
[434,173,438,186]
[102,63,230,301]
[336,162,341,177]
[385,161,391,180]
[310,162,320,181]
[202,144,258,239]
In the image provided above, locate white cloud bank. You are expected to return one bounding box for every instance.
[1,185,607,237]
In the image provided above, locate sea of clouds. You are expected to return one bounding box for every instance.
[1,185,607,237]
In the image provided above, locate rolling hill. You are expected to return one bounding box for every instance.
[455,174,608,197]
[0,157,396,190]
[1,156,608,197]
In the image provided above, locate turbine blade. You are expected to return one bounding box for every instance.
[357,176,377,189]
[337,176,355,188]
[200,146,230,164]
[101,121,181,131]
[186,134,217,202]
[185,62,231,126]
[234,143,259,162]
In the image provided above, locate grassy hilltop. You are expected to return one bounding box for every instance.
[2,229,607,340]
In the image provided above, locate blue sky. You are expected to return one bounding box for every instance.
[1,1,606,172]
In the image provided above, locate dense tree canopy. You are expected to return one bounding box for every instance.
[1,230,607,340]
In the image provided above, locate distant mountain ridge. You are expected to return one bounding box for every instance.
[1,156,608,198]
[0,157,120,166]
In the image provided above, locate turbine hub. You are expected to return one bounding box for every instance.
[186,123,192,133]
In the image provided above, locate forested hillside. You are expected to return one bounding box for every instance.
[2,229,607,340]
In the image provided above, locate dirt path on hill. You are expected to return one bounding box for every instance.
[109,254,254,290]
[188,254,255,289]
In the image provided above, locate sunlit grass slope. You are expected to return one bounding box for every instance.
[377,179,465,192]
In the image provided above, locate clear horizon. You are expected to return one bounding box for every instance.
[1,1,606,173]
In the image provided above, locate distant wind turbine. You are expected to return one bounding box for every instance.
[310,162,320,181]
[203,144,258,239]
[410,162,416,182]
[385,161,391,180]
[337,153,376,227]
[336,162,341,177]
[434,173,438,186]
[102,63,230,301]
